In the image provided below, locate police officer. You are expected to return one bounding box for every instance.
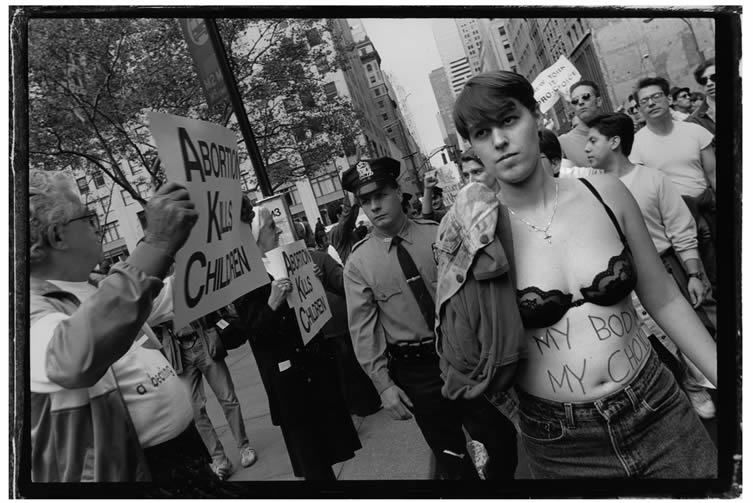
[342,157,517,480]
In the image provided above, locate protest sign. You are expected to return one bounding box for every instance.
[265,240,332,345]
[434,163,464,207]
[257,193,297,246]
[149,112,269,330]
[532,55,582,113]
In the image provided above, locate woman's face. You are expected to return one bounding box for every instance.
[256,211,281,253]
[468,98,541,185]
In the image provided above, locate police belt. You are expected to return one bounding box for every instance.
[386,337,437,360]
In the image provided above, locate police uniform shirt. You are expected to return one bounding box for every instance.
[344,216,439,394]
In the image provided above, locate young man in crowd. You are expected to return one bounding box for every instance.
[630,76,716,292]
[585,112,716,419]
[558,79,604,167]
[342,157,518,480]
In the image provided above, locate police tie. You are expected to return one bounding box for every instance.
[392,236,436,332]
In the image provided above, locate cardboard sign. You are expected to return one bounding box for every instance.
[265,240,332,345]
[532,55,582,113]
[148,112,269,330]
[434,163,463,207]
[257,193,296,246]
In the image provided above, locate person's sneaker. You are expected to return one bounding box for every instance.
[687,388,716,419]
[240,446,258,468]
[210,455,232,480]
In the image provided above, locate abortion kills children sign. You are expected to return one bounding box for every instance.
[265,240,332,345]
[149,112,269,330]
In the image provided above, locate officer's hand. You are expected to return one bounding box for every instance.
[380,384,413,420]
[144,182,198,257]
[268,278,292,311]
[240,195,255,225]
[687,277,706,308]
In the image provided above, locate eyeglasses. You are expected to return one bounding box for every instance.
[699,74,716,86]
[638,92,667,106]
[66,211,100,232]
[570,93,592,106]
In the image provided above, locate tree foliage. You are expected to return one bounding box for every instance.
[29,17,362,203]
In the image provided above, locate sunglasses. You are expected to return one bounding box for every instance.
[570,93,592,106]
[676,93,690,100]
[627,106,638,115]
[699,74,716,86]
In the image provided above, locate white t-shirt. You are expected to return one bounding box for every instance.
[630,121,714,198]
[30,279,192,448]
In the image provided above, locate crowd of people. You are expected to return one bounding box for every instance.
[28,57,719,487]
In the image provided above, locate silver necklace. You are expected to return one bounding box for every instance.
[507,181,559,244]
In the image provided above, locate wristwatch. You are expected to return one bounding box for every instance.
[688,272,705,280]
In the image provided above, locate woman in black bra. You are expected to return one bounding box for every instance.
[450,71,717,479]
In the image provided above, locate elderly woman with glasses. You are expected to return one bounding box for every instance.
[27,169,242,494]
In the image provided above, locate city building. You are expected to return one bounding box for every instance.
[431,19,474,96]
[478,18,518,73]
[429,67,460,152]
[456,19,484,74]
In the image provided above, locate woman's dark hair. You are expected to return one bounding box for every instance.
[453,71,538,141]
[538,129,562,162]
[585,113,635,157]
[693,57,716,85]
[636,76,670,96]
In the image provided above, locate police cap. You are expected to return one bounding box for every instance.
[341,157,401,197]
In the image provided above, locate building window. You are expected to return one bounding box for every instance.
[129,162,141,176]
[369,76,376,84]
[378,100,385,108]
[498,26,506,36]
[136,182,151,199]
[93,170,105,188]
[311,174,336,198]
[323,82,338,101]
[99,196,110,214]
[387,127,393,134]
[366,63,373,72]
[76,177,89,195]
[288,188,300,206]
[381,113,389,121]
[374,88,381,96]
[121,189,134,206]
[101,221,121,244]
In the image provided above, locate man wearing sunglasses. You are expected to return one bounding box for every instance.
[630,76,717,296]
[557,79,603,167]
[669,86,692,120]
[688,58,716,135]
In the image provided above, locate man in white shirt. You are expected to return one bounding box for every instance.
[630,76,716,292]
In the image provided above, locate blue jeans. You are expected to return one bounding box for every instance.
[513,348,717,478]
[179,334,249,462]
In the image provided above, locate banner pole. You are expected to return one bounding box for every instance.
[204,18,274,197]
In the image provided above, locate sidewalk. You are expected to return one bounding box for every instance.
[203,344,433,480]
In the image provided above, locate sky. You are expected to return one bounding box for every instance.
[360,18,445,161]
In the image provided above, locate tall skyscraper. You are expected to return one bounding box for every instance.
[431,19,473,96]
[456,19,483,74]
[429,67,459,150]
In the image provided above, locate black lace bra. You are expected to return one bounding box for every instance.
[516,179,638,329]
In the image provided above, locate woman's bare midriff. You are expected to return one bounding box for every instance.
[517,297,652,402]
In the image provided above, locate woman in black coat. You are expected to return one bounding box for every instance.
[230,207,361,480]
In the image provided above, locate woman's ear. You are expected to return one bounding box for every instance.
[46,224,68,251]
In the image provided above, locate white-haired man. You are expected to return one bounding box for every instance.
[27,169,233,491]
